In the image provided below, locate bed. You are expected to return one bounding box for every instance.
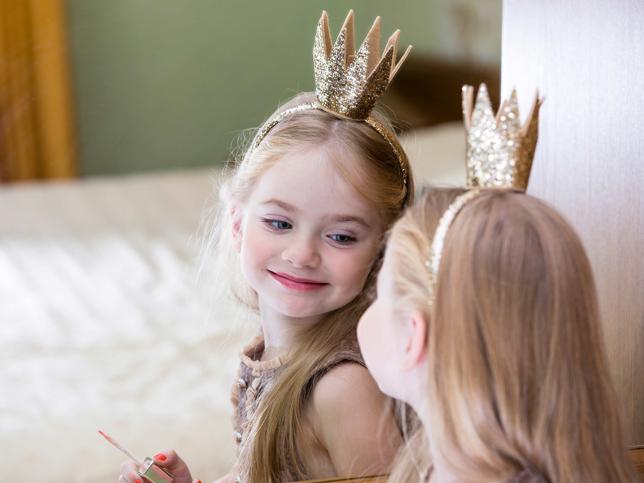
[0,124,465,483]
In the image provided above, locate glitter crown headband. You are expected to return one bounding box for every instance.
[249,10,412,186]
[427,84,543,304]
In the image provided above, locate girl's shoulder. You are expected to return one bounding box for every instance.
[305,336,374,425]
[309,362,378,418]
[304,362,401,476]
[306,337,364,388]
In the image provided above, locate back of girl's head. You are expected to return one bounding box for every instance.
[214,91,413,311]
[386,187,638,482]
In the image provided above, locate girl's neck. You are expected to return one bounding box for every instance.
[258,299,323,361]
[413,406,459,483]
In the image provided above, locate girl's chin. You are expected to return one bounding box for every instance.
[261,292,357,319]
[276,307,327,319]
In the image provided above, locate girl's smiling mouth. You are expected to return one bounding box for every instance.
[268,270,329,291]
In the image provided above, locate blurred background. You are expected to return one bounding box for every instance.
[1,0,501,180]
[0,1,501,482]
[5,4,643,482]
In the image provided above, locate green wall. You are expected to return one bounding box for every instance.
[67,1,497,176]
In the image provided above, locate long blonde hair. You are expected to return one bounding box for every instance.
[207,92,414,482]
[386,187,638,482]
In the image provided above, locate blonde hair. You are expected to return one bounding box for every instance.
[386,187,638,482]
[207,92,414,482]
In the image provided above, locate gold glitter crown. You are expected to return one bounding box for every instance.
[462,83,542,191]
[249,11,412,188]
[313,10,412,120]
[425,84,543,307]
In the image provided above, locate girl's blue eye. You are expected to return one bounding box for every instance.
[328,233,356,244]
[262,218,292,231]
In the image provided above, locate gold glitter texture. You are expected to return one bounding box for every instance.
[314,10,411,120]
[462,83,542,191]
[248,10,412,187]
[425,84,543,306]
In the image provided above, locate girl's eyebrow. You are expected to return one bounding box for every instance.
[329,215,371,230]
[261,198,297,212]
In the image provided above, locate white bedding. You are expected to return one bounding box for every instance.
[0,123,464,483]
[0,169,258,482]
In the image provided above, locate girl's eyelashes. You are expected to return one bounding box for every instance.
[259,216,360,245]
[261,217,292,231]
[327,233,358,245]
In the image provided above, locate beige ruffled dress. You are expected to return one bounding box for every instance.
[229,334,364,482]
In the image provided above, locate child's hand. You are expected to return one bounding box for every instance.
[117,449,201,483]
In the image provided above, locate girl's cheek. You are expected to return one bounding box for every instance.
[243,223,273,255]
[334,246,378,275]
[358,307,381,357]
[358,314,390,391]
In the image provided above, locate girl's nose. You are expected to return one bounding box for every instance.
[281,237,321,268]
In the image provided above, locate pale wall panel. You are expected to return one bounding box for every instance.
[502,0,644,444]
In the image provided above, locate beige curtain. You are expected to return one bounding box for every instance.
[0,0,76,182]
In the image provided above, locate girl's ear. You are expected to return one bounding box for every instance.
[231,205,243,252]
[400,310,428,372]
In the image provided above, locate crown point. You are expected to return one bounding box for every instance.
[476,84,491,100]
[463,84,542,191]
[313,11,410,120]
[386,29,401,46]
[534,90,543,107]
[341,10,355,29]
[391,44,413,80]
[462,85,475,129]
[315,11,332,56]
[372,16,382,39]
[318,10,329,30]
[318,11,330,31]
[383,29,401,64]
[474,84,494,116]
[356,14,385,78]
[340,11,356,61]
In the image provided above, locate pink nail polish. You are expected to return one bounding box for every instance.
[154,453,167,462]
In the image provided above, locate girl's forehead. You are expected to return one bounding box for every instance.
[250,148,376,217]
[264,144,359,181]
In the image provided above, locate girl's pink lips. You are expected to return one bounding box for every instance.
[268,270,328,291]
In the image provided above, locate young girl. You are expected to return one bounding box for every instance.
[358,86,640,482]
[117,10,414,483]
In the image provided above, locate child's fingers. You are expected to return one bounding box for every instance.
[118,475,142,483]
[151,449,192,478]
[119,460,138,474]
[118,460,142,483]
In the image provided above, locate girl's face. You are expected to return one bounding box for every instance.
[236,145,384,322]
[356,247,405,399]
